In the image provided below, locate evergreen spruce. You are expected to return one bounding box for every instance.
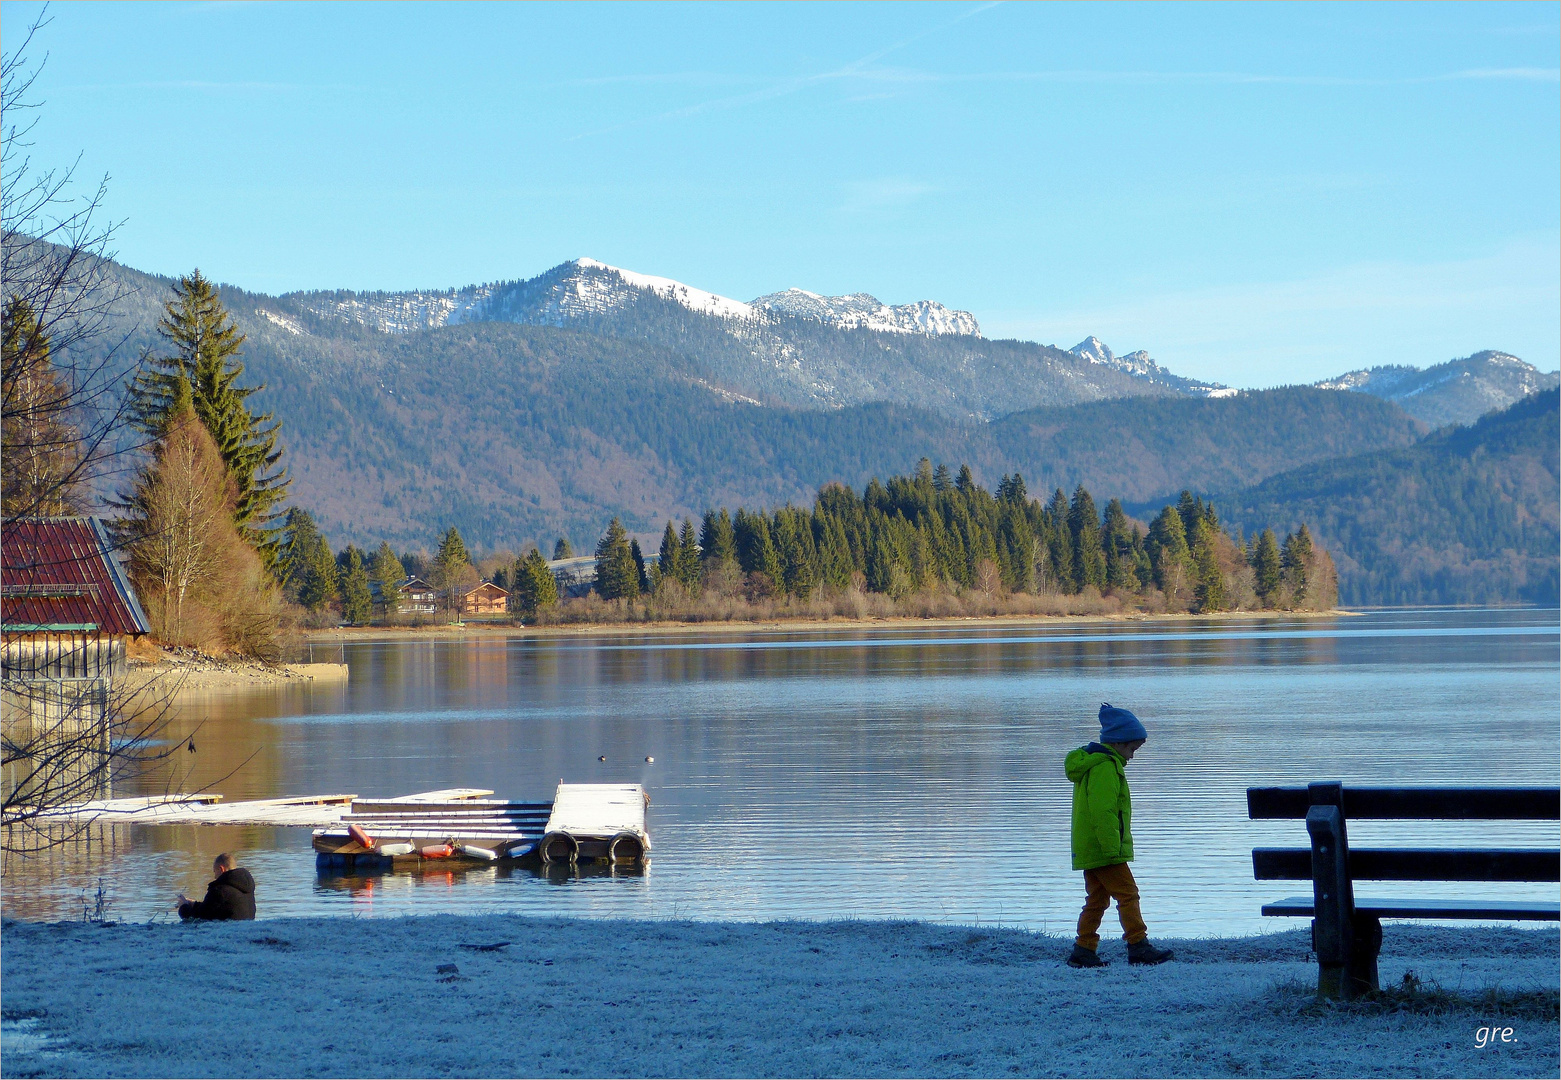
[699,509,737,566]
[278,508,322,603]
[1102,498,1140,592]
[1190,517,1224,612]
[1069,485,1106,590]
[434,526,472,613]
[1252,528,1282,606]
[1045,488,1075,592]
[1281,524,1314,603]
[677,519,702,591]
[932,463,953,492]
[595,518,640,600]
[128,271,290,564]
[1147,506,1192,598]
[656,520,681,592]
[339,547,373,625]
[630,538,649,594]
[510,548,558,615]
[368,541,406,614]
[552,537,573,560]
[300,533,339,612]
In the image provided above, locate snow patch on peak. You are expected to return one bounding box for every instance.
[571,258,756,321]
[752,288,981,337]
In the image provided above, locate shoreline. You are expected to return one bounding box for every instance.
[305,606,1363,644]
[1,916,1554,1078]
[121,659,349,694]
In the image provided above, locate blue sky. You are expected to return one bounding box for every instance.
[3,1,1557,386]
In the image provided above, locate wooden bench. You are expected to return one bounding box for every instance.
[1247,782,1560,999]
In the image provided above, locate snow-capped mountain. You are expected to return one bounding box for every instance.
[1315,351,1558,428]
[1068,337,1233,397]
[752,289,980,337]
[282,259,1224,418]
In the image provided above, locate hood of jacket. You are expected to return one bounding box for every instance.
[215,868,255,895]
[1064,742,1122,783]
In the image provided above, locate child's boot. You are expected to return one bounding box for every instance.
[1126,939,1174,965]
[1066,945,1108,968]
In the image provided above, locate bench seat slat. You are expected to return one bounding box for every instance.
[1261,895,1561,920]
[1253,848,1560,882]
[1248,787,1560,821]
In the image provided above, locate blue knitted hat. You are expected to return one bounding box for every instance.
[1099,702,1148,743]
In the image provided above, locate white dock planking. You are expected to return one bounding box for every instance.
[545,784,649,840]
[540,783,650,864]
[34,788,495,827]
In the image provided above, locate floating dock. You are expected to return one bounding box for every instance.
[33,783,651,872]
[311,783,650,870]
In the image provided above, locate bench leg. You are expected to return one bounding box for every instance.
[1313,914,1382,1000]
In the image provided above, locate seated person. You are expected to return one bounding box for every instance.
[177,853,256,920]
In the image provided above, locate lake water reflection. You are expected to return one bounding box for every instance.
[3,608,1557,935]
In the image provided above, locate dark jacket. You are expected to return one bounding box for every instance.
[179,867,256,921]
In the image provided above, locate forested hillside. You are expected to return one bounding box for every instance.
[1216,390,1559,606]
[992,389,1425,503]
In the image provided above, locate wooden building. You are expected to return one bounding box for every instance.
[2,518,151,825]
[370,576,438,617]
[458,581,508,616]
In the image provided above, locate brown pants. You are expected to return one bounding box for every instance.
[1075,862,1148,950]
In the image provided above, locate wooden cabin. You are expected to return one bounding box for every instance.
[458,581,508,616]
[2,518,151,823]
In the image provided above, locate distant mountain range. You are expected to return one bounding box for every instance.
[274,257,1222,418]
[34,245,1559,605]
[1313,351,1558,428]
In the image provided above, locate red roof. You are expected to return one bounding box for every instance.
[1,518,151,635]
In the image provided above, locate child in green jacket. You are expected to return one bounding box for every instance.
[1064,703,1174,968]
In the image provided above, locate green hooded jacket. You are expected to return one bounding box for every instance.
[1065,742,1133,870]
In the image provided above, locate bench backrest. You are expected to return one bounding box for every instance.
[1248,785,1560,821]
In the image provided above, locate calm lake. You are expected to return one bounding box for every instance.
[3,608,1558,935]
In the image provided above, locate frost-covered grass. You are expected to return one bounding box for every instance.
[1,917,1555,1078]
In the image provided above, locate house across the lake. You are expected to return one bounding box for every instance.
[458,581,508,616]
[369,576,438,617]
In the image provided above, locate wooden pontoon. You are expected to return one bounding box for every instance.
[312,783,650,872]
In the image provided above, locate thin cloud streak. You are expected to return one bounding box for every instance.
[565,1,1002,141]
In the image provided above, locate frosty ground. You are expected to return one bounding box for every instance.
[1,916,1555,1079]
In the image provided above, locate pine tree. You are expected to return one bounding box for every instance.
[300,533,339,612]
[1252,528,1282,606]
[1102,498,1139,592]
[595,518,640,600]
[552,537,573,560]
[434,526,472,612]
[1045,488,1075,592]
[699,509,737,566]
[1190,517,1224,613]
[656,520,681,593]
[278,508,322,604]
[677,518,701,591]
[367,541,406,614]
[510,548,558,615]
[127,271,290,564]
[1281,524,1314,604]
[1148,505,1191,598]
[955,464,975,494]
[630,538,649,594]
[932,463,953,492]
[1069,485,1106,590]
[339,547,373,625]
